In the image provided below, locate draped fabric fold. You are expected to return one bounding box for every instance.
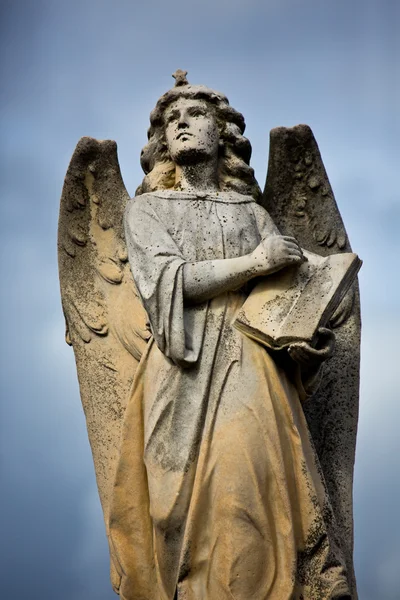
[109,191,351,600]
[124,195,208,367]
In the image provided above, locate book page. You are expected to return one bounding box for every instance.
[234,251,360,348]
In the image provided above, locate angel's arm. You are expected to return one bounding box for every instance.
[184,202,306,303]
[183,255,259,304]
[183,234,303,304]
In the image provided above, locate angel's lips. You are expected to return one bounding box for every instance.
[176,132,193,140]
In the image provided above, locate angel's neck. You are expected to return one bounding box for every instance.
[176,160,219,193]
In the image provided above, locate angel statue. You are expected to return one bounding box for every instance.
[58,70,361,600]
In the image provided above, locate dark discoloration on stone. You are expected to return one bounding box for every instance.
[59,91,361,597]
[58,137,150,591]
[261,124,360,597]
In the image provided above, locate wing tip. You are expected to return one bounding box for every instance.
[74,136,117,156]
[270,124,313,141]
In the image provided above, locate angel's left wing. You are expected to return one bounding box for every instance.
[58,137,149,591]
[260,124,361,597]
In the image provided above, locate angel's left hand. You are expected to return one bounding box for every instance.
[288,327,335,368]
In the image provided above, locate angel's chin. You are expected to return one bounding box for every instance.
[172,146,214,167]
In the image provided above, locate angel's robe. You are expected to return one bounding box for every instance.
[108,190,351,600]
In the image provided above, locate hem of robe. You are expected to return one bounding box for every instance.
[108,336,350,600]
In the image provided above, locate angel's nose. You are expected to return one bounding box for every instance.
[177,113,189,128]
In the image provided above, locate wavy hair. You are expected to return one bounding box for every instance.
[137,84,261,200]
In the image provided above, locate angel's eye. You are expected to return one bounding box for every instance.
[166,111,180,124]
[189,108,206,118]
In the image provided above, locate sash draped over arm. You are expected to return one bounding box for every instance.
[124,198,207,368]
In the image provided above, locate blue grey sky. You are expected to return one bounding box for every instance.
[1,1,399,598]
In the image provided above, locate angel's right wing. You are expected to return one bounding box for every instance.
[58,137,150,589]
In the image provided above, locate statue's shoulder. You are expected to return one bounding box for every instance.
[129,190,187,209]
[250,200,273,220]
[125,191,185,227]
[125,192,162,217]
[213,191,255,204]
[135,190,187,201]
[128,190,257,213]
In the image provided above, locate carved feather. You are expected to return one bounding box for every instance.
[261,125,361,597]
[58,137,149,589]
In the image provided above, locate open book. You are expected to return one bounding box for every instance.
[233,250,362,350]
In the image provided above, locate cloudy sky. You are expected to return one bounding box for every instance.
[1,0,399,598]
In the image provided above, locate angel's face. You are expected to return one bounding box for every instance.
[164,98,219,166]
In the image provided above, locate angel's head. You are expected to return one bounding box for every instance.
[137,71,261,200]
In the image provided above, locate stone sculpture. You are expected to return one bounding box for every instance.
[58,71,361,600]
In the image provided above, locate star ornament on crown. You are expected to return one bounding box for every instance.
[172,69,189,87]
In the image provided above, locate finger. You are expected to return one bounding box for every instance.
[315,341,335,357]
[316,328,336,355]
[291,341,321,357]
[288,342,309,355]
[288,346,310,365]
[282,236,299,244]
[285,243,305,258]
[283,257,303,267]
[288,346,301,362]
[286,253,305,263]
[282,240,301,251]
[310,344,332,359]
[284,241,303,252]
[292,348,308,363]
[285,247,304,257]
[318,327,335,340]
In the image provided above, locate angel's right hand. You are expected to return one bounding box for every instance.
[251,235,305,276]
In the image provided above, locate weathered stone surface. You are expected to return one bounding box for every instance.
[58,137,149,589]
[59,74,361,599]
[261,125,361,596]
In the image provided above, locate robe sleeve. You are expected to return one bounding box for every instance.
[251,202,281,239]
[124,196,207,368]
